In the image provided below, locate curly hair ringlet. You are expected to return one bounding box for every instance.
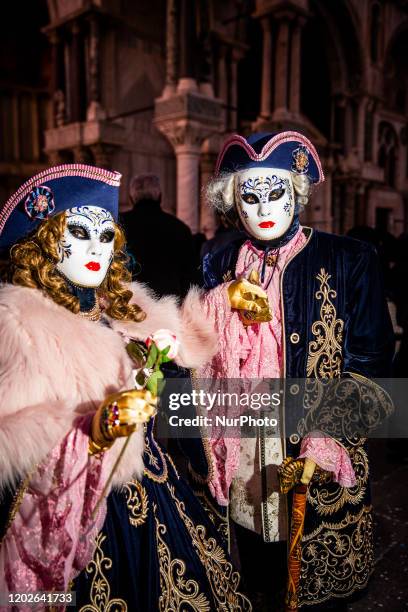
[3,211,146,322]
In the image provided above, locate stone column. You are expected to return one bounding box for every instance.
[31,94,40,161]
[87,16,106,120]
[289,19,302,115]
[356,96,366,161]
[260,16,272,119]
[176,137,201,231]
[274,19,290,112]
[49,30,62,128]
[200,150,217,238]
[344,99,353,153]
[11,93,20,161]
[218,44,228,129]
[162,0,178,99]
[230,49,241,130]
[154,93,222,233]
[178,0,197,92]
[69,21,82,122]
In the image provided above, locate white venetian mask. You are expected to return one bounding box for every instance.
[235,168,295,241]
[56,206,115,288]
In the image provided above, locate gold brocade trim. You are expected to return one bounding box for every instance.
[306,268,344,378]
[306,445,369,516]
[153,502,212,612]
[144,433,168,483]
[188,462,208,485]
[123,479,149,527]
[166,453,180,479]
[299,505,374,606]
[194,489,230,545]
[79,533,127,611]
[166,483,252,611]
[302,504,372,542]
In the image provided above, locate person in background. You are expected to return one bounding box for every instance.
[121,173,195,299]
[200,212,243,260]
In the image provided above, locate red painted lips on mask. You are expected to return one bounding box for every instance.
[258,221,275,229]
[85,261,101,271]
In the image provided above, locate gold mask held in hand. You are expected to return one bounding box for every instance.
[227,270,272,326]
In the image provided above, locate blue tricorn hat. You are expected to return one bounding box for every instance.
[0,164,121,251]
[215,131,324,184]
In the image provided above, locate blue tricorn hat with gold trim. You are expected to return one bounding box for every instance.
[215,131,324,184]
[0,164,121,251]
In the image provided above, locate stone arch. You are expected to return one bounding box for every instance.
[383,21,408,116]
[300,0,365,142]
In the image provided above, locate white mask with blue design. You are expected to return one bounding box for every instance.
[235,168,295,241]
[56,206,115,288]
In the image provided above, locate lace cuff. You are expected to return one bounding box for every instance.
[299,432,356,488]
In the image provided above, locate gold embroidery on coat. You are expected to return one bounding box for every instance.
[307,269,344,378]
[299,505,373,606]
[123,479,149,527]
[79,533,127,611]
[188,462,208,485]
[166,483,252,611]
[153,502,211,612]
[194,488,229,544]
[166,453,179,478]
[144,433,168,483]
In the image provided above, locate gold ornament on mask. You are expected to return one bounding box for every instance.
[227,270,272,326]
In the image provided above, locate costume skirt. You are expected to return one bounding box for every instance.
[73,447,252,612]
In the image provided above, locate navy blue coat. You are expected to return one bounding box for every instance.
[193,227,395,606]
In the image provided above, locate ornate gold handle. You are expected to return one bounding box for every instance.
[278,457,330,494]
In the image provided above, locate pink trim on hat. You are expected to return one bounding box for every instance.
[215,131,325,183]
[0,164,122,236]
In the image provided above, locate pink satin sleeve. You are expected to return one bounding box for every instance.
[0,414,113,601]
[299,433,357,488]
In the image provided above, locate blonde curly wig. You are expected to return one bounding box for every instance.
[2,211,146,322]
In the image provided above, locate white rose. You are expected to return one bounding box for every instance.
[146,328,180,359]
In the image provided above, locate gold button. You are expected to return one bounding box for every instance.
[290,332,300,344]
[290,384,299,395]
[289,433,300,444]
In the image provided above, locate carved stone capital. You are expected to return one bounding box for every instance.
[154,90,222,152]
[155,119,217,153]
